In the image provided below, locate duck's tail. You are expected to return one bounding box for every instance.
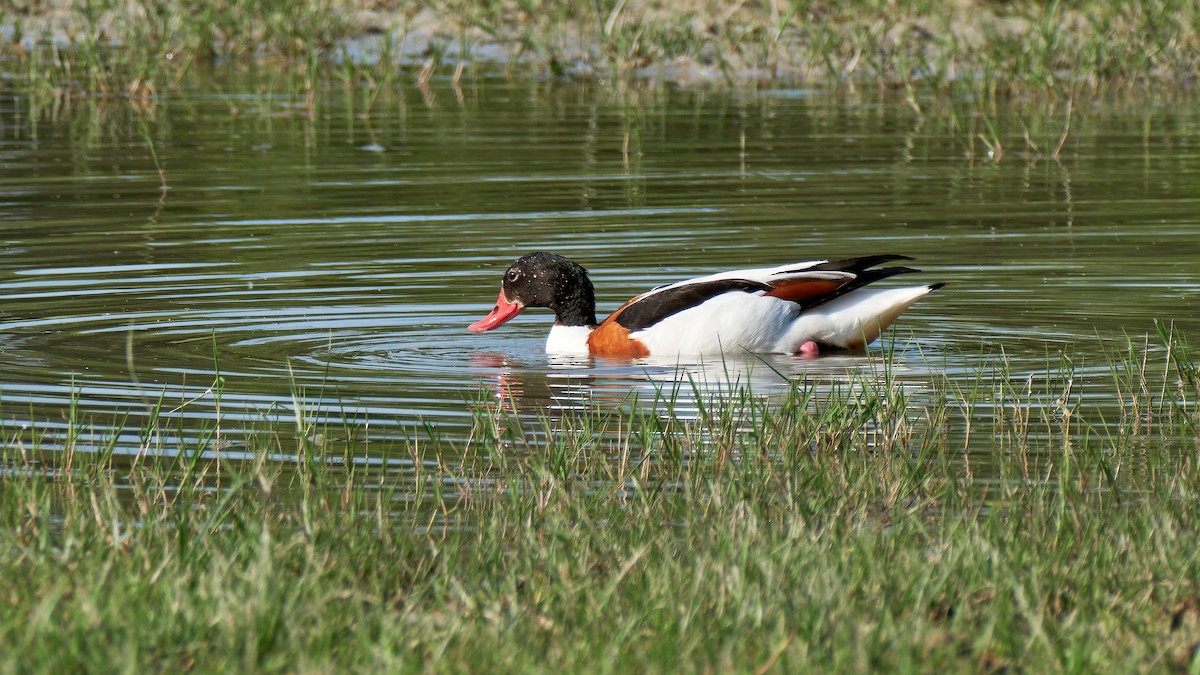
[784,282,943,352]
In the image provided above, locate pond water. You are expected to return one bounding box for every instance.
[1,72,1199,467]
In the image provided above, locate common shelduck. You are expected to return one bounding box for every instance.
[468,252,943,357]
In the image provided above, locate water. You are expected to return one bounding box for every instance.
[1,73,1199,464]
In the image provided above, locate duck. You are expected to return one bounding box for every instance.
[468,252,943,357]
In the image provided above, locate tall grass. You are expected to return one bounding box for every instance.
[2,333,1199,671]
[5,1,1200,99]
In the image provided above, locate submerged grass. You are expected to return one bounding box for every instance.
[8,1,1196,173]
[2,333,1200,672]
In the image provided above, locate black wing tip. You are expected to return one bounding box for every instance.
[806,254,915,274]
[875,265,921,277]
[928,282,947,291]
[847,266,921,285]
[852,253,914,262]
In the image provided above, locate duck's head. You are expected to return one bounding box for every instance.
[469,252,598,332]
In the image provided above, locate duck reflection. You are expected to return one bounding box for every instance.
[469,348,884,425]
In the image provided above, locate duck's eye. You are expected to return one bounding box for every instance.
[506,269,522,282]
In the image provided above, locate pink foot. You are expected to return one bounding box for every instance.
[798,340,819,357]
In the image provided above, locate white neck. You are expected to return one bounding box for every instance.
[546,324,593,355]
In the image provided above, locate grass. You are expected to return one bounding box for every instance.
[7,1,1194,170]
[4,1,1200,99]
[2,331,1200,672]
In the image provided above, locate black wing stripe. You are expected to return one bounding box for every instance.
[615,279,770,331]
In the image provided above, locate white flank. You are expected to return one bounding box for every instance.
[630,284,937,356]
[634,292,798,355]
[776,285,935,352]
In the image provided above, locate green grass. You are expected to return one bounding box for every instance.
[2,331,1200,672]
[4,1,1200,98]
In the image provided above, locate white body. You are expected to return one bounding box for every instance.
[544,259,937,356]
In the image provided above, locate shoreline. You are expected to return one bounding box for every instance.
[2,1,1196,92]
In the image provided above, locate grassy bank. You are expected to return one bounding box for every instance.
[2,1,1198,96]
[2,331,1199,672]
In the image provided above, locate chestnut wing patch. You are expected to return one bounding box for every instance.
[614,279,770,331]
[764,279,848,304]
